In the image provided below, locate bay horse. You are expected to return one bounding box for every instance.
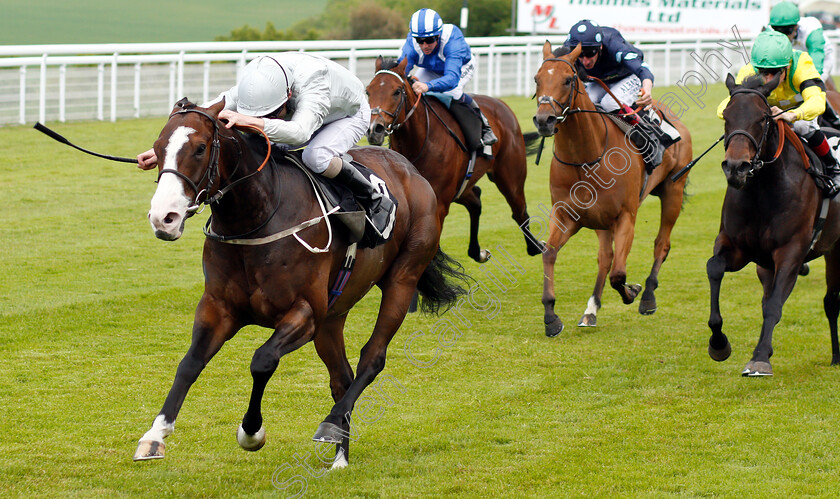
[366,57,545,263]
[709,73,840,376]
[133,98,469,465]
[532,42,693,336]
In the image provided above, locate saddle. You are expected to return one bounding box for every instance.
[426,92,484,154]
[278,148,397,249]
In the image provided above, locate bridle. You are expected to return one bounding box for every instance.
[535,56,611,167]
[723,88,783,176]
[369,69,422,135]
[157,108,271,217]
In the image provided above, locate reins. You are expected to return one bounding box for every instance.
[723,88,790,176]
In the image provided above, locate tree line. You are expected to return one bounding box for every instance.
[216,0,513,41]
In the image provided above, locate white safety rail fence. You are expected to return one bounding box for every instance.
[1,32,837,126]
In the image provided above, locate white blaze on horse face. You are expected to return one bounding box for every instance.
[148,126,196,238]
[547,68,555,75]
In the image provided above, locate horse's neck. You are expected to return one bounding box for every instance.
[553,96,608,163]
[391,93,432,160]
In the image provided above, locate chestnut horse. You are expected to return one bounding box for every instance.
[133,98,469,465]
[710,73,840,376]
[532,42,693,336]
[366,57,544,263]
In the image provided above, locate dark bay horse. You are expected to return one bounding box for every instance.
[709,73,840,376]
[532,42,693,336]
[366,57,544,263]
[133,98,468,465]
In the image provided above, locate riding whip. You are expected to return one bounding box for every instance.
[670,133,725,182]
[33,122,137,164]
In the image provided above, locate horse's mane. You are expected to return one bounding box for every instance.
[553,46,571,57]
[548,45,589,79]
[739,75,766,90]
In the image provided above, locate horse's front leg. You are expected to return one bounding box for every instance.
[578,230,613,327]
[542,218,580,337]
[133,295,240,460]
[706,237,744,363]
[744,254,802,376]
[639,182,684,315]
[239,298,318,451]
[824,249,840,365]
[608,211,642,304]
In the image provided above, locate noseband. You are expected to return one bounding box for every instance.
[723,88,781,176]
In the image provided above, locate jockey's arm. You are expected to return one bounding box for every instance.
[792,80,827,121]
[426,55,464,93]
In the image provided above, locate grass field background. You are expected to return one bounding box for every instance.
[1,0,329,45]
[3,84,840,497]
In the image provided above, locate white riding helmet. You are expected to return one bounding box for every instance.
[236,56,292,117]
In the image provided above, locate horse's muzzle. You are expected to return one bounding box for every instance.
[533,114,558,137]
[721,159,751,189]
[366,123,386,146]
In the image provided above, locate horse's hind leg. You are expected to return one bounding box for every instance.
[313,316,355,468]
[578,230,613,327]
[456,186,490,263]
[134,298,239,461]
[824,249,840,365]
[639,186,684,315]
[491,159,544,256]
[239,300,318,450]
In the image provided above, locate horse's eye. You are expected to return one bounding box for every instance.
[196,144,206,156]
[393,89,401,97]
[565,76,574,86]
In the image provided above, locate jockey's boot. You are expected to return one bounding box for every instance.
[628,108,680,174]
[335,159,397,239]
[810,132,840,197]
[468,99,498,148]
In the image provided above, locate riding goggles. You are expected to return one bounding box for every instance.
[757,67,784,77]
[771,24,797,36]
[580,46,600,58]
[414,36,438,45]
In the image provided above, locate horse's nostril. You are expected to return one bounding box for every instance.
[373,124,385,134]
[164,213,177,225]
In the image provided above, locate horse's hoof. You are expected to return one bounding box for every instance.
[133,440,165,461]
[742,361,773,377]
[331,447,349,470]
[578,314,597,327]
[799,263,810,276]
[237,425,266,451]
[622,283,642,304]
[708,340,732,362]
[638,299,657,315]
[478,249,491,263]
[526,239,546,256]
[313,422,344,444]
[544,316,564,337]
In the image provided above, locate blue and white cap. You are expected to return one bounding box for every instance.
[410,8,443,38]
[567,19,603,47]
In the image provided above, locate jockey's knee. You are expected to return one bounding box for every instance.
[301,146,331,175]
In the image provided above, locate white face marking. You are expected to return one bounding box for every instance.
[547,68,555,75]
[148,126,196,238]
[379,81,385,87]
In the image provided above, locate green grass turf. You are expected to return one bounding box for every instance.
[1,0,329,45]
[2,84,840,497]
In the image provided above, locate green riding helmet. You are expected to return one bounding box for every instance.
[751,30,794,69]
[769,1,800,27]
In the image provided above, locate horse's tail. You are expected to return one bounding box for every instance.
[416,248,472,315]
[523,131,542,157]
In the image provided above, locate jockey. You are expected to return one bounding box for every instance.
[397,8,498,149]
[562,19,679,173]
[138,53,395,239]
[717,29,840,195]
[769,1,840,126]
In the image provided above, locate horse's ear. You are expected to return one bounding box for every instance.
[207,98,225,118]
[725,73,737,93]
[375,55,384,72]
[569,43,583,62]
[397,57,408,75]
[761,72,783,96]
[171,97,192,114]
[542,40,553,59]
